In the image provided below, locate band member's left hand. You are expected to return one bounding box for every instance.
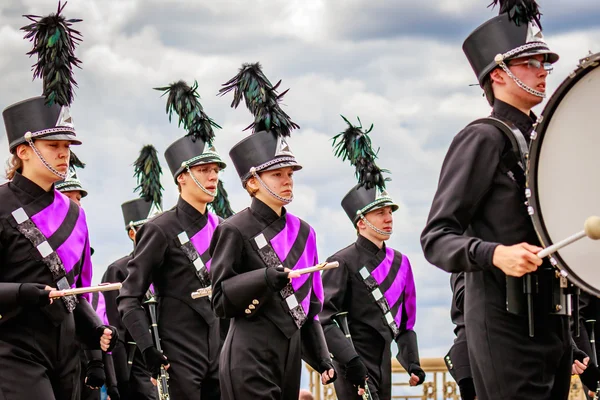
[572,357,589,375]
[97,325,119,352]
[408,364,426,386]
[321,369,336,385]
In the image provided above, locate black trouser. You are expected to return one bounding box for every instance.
[467,306,571,400]
[0,311,81,400]
[158,297,220,400]
[220,316,301,400]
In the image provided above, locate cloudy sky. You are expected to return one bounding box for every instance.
[2,0,600,381]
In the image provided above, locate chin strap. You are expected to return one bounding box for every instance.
[24,134,67,179]
[494,53,546,99]
[186,165,217,198]
[357,211,392,236]
[249,167,293,204]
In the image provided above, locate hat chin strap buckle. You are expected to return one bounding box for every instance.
[250,167,293,204]
[186,165,218,198]
[358,211,392,237]
[24,134,67,180]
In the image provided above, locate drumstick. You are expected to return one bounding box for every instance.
[537,216,600,258]
[190,262,340,299]
[50,282,122,298]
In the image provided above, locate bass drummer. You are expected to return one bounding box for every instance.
[421,1,573,399]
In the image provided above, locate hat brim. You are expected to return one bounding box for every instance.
[260,161,303,173]
[353,199,399,224]
[187,156,227,170]
[509,49,559,64]
[37,133,82,145]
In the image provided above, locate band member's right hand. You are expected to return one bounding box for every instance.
[18,283,56,306]
[345,356,368,394]
[107,385,120,400]
[265,266,296,291]
[492,243,542,277]
[143,347,170,379]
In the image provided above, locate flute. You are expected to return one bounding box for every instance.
[190,262,340,299]
[50,282,122,298]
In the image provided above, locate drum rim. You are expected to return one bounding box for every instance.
[526,53,600,295]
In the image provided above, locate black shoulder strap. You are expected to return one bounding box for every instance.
[468,117,529,169]
[468,117,529,187]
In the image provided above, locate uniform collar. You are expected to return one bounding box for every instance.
[250,197,286,225]
[177,196,208,222]
[356,234,384,255]
[10,171,52,199]
[492,99,537,135]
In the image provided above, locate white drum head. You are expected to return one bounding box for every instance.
[529,57,600,295]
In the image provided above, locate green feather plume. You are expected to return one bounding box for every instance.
[219,62,299,136]
[489,0,542,28]
[154,80,220,144]
[21,1,82,106]
[332,115,390,191]
[133,145,164,208]
[209,180,235,219]
[69,150,85,169]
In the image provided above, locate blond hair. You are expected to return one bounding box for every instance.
[5,154,23,180]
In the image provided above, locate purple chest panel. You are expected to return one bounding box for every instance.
[30,190,91,283]
[269,213,322,318]
[189,212,219,271]
[370,250,416,329]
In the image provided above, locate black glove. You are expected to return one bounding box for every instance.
[580,363,600,393]
[408,363,426,385]
[317,358,337,384]
[264,266,290,292]
[107,385,120,400]
[96,325,119,352]
[85,359,106,388]
[345,356,368,389]
[18,283,51,307]
[458,377,476,400]
[143,347,169,379]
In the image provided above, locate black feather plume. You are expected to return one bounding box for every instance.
[219,62,299,136]
[332,115,390,191]
[69,150,85,169]
[21,1,82,106]
[488,0,542,28]
[154,80,220,144]
[133,145,164,208]
[209,180,235,219]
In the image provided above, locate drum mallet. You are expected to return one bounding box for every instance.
[537,216,600,258]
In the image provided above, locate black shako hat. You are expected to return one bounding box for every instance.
[3,2,83,153]
[333,116,398,226]
[463,0,558,85]
[219,63,302,185]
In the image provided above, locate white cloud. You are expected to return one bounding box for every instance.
[0,0,598,362]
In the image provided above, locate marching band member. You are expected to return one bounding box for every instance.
[103,145,163,400]
[210,63,336,400]
[0,4,117,399]
[421,1,570,398]
[118,81,231,400]
[320,117,424,400]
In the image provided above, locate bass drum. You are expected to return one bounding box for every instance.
[527,52,600,296]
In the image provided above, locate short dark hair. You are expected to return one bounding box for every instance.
[482,74,495,107]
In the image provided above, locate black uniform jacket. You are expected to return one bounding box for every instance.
[321,235,419,370]
[209,197,329,366]
[102,254,130,341]
[0,172,102,336]
[117,197,219,352]
[420,99,556,319]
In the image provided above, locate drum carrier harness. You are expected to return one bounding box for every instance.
[468,117,577,338]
